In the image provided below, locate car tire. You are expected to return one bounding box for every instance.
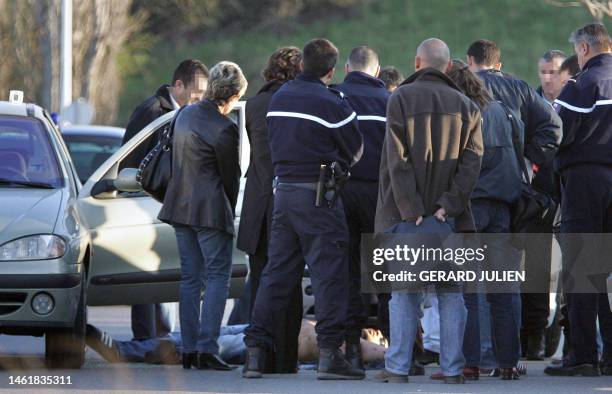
[545,306,562,358]
[45,279,87,369]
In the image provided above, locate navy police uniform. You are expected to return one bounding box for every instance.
[333,71,390,344]
[553,53,612,369]
[244,74,364,350]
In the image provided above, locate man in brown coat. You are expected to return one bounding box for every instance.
[374,38,483,385]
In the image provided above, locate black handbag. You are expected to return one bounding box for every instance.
[136,107,184,203]
[500,102,555,233]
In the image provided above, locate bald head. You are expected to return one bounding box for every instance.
[415,38,451,72]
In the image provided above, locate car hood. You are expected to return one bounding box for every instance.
[0,188,63,245]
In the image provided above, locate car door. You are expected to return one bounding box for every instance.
[78,103,248,306]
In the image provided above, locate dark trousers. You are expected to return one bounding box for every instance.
[245,184,349,349]
[341,180,378,344]
[131,304,174,340]
[463,199,521,368]
[521,209,555,338]
[248,220,303,373]
[560,164,612,367]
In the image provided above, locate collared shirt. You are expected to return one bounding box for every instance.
[168,87,180,110]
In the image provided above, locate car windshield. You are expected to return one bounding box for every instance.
[0,115,63,188]
[62,134,122,183]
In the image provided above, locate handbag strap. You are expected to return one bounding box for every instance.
[498,101,531,184]
[161,105,187,144]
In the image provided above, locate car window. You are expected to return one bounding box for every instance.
[0,115,64,188]
[63,135,122,183]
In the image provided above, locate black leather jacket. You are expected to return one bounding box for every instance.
[477,69,561,167]
[158,99,241,235]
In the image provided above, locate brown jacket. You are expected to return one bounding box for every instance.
[375,68,483,233]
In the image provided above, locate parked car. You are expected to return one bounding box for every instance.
[0,98,90,368]
[60,125,125,184]
[0,96,249,369]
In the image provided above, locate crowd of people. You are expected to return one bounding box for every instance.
[87,21,612,384]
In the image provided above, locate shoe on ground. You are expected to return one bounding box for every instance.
[544,362,600,377]
[197,352,236,370]
[444,375,465,384]
[431,367,478,381]
[242,347,264,378]
[317,347,365,380]
[374,369,409,383]
[409,360,425,376]
[85,324,124,363]
[500,367,520,380]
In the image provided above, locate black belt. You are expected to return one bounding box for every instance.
[273,177,317,190]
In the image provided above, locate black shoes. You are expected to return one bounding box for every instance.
[182,352,235,370]
[182,352,198,369]
[418,349,440,366]
[344,342,364,371]
[198,352,236,370]
[500,367,520,380]
[243,347,264,378]
[85,324,124,363]
[317,347,365,380]
[544,362,600,376]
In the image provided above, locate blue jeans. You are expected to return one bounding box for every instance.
[386,288,466,376]
[463,199,521,369]
[117,325,248,363]
[173,225,232,354]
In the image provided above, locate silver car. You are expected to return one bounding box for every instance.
[0,98,249,369]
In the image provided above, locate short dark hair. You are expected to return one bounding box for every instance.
[560,54,580,75]
[302,38,339,78]
[347,46,379,72]
[172,59,209,87]
[467,39,501,66]
[447,59,492,109]
[262,47,302,82]
[540,49,566,63]
[570,22,612,52]
[379,66,404,89]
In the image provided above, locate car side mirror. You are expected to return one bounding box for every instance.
[114,168,142,193]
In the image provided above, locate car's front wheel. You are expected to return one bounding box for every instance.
[45,280,86,369]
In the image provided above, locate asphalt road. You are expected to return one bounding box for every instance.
[0,306,609,393]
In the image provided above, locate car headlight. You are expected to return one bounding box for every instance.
[0,235,67,261]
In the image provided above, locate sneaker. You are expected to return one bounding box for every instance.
[374,369,409,383]
[85,324,124,363]
[544,362,600,377]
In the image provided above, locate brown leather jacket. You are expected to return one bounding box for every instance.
[375,68,483,233]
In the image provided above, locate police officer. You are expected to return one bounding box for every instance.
[332,46,390,370]
[544,23,612,377]
[243,38,364,380]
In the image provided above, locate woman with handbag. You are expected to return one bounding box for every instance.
[158,61,247,370]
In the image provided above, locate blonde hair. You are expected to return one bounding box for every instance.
[205,61,248,104]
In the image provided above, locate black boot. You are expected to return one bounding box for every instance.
[526,328,545,361]
[344,342,364,371]
[198,352,235,370]
[182,352,197,369]
[243,347,265,378]
[317,347,365,380]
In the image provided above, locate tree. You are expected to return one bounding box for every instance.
[0,0,142,124]
[545,0,612,21]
